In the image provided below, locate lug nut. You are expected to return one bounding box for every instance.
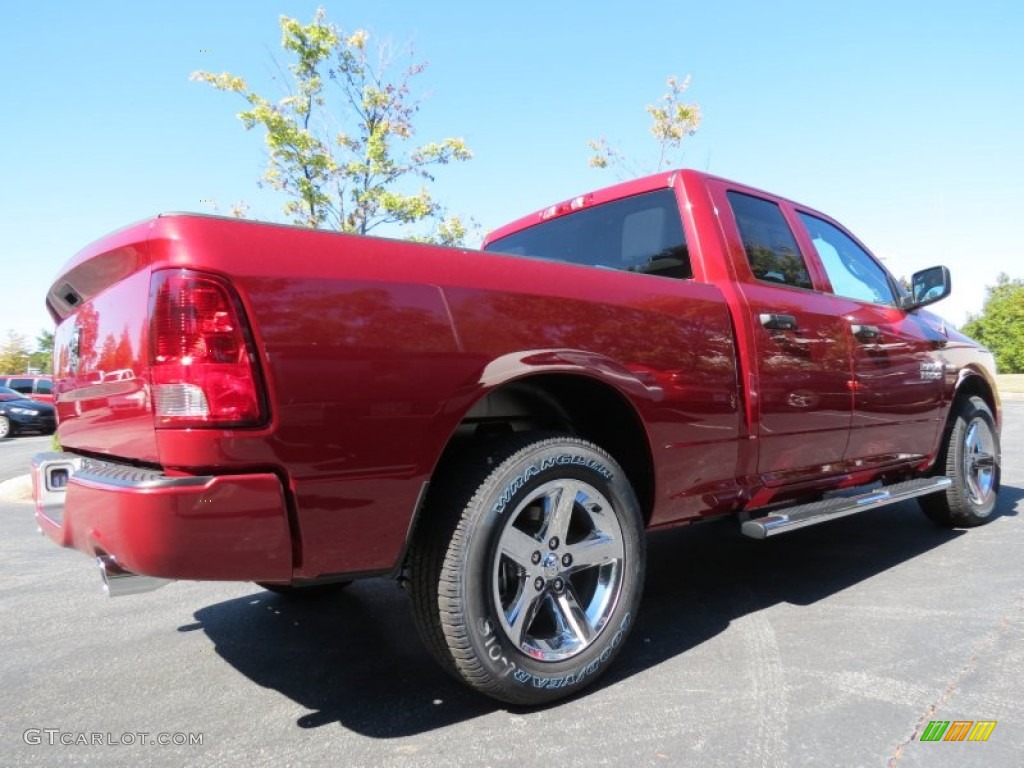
[561,553,572,567]
[531,551,541,565]
[534,577,544,591]
[548,537,559,550]
[552,578,564,593]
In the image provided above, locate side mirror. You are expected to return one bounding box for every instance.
[907,265,951,309]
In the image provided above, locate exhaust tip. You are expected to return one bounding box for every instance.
[96,555,172,598]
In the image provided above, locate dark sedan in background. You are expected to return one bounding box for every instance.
[0,386,56,438]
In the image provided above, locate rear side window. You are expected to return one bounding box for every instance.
[485,189,692,280]
[727,191,812,290]
[8,378,33,395]
[35,378,53,395]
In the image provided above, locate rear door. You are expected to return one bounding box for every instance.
[793,211,944,467]
[714,185,854,482]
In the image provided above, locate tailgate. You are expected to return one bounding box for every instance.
[48,219,159,463]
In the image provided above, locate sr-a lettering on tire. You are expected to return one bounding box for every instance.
[409,434,645,705]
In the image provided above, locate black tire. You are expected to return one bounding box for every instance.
[0,415,11,439]
[257,581,352,597]
[409,433,645,706]
[920,396,1000,527]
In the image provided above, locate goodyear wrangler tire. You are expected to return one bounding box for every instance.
[920,396,1000,527]
[410,434,645,705]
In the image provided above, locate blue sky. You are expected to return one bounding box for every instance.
[1,1,1021,348]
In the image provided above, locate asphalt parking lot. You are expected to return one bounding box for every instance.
[2,407,1022,767]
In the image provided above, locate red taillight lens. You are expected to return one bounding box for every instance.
[148,269,265,428]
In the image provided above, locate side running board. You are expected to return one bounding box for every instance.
[741,477,953,540]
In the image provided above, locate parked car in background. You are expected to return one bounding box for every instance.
[0,386,56,437]
[0,374,54,403]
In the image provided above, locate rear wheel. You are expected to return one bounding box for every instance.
[410,433,645,705]
[920,396,1000,526]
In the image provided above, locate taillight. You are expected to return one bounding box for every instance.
[148,269,265,428]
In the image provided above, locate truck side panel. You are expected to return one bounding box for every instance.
[132,217,740,577]
[442,276,741,526]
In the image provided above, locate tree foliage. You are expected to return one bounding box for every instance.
[0,329,55,374]
[961,273,1024,373]
[588,75,702,177]
[192,8,472,243]
[36,328,54,355]
[0,331,31,374]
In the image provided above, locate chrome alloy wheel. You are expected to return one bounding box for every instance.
[492,478,625,662]
[963,415,998,510]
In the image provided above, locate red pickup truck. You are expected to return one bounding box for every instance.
[32,169,1000,705]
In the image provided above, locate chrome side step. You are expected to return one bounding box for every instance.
[741,477,952,540]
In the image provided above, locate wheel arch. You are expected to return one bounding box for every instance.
[952,367,1000,428]
[426,372,655,526]
[926,366,1000,477]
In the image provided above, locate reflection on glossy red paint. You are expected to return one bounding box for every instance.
[39,168,998,582]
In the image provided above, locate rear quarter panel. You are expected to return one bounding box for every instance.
[146,217,741,576]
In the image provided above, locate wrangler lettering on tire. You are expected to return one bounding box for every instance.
[410,434,644,705]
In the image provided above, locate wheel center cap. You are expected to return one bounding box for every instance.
[541,552,559,577]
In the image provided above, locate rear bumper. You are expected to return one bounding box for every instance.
[31,452,292,581]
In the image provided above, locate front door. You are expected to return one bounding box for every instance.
[793,211,944,467]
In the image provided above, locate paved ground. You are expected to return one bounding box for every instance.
[2,410,1022,767]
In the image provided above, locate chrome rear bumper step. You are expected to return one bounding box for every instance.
[741,477,953,540]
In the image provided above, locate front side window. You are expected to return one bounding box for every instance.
[485,189,692,280]
[35,379,52,395]
[797,212,895,306]
[9,378,33,395]
[727,191,813,290]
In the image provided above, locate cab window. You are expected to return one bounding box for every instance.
[485,189,692,280]
[727,191,812,290]
[8,378,33,395]
[797,212,895,306]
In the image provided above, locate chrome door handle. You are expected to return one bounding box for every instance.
[852,324,881,341]
[760,313,798,331]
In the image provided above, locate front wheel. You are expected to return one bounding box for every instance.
[920,396,1000,526]
[410,434,645,705]
[0,416,10,439]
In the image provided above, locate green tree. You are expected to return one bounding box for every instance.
[588,75,702,177]
[0,331,31,374]
[30,328,54,373]
[35,328,54,355]
[192,8,472,244]
[961,273,1024,373]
